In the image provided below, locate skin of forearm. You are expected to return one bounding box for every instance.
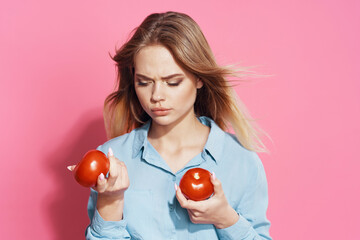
[214,205,240,229]
[96,194,125,221]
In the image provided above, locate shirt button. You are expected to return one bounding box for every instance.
[172,176,176,181]
[169,204,174,211]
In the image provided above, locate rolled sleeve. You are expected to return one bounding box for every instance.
[86,185,130,239]
[216,214,253,239]
[86,209,130,239]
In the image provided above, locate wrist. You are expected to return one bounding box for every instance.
[98,191,125,203]
[97,193,125,221]
[214,206,239,229]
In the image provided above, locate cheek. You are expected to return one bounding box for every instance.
[135,88,148,107]
[173,86,197,104]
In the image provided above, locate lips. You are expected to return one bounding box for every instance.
[151,107,171,116]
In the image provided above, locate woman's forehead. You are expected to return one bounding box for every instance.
[134,45,185,77]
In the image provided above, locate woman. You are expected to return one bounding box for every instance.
[70,11,271,239]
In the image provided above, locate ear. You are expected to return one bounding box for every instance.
[196,78,203,89]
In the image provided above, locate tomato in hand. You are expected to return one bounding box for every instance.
[73,150,110,187]
[179,168,214,201]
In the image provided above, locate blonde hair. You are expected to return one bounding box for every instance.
[104,11,269,153]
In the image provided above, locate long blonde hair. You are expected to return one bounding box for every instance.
[104,11,269,153]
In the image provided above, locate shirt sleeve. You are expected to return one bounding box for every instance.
[216,153,272,240]
[85,188,131,239]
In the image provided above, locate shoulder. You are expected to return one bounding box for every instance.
[213,130,268,206]
[223,132,260,161]
[96,124,148,159]
[221,133,267,194]
[98,132,131,149]
[96,132,132,157]
[221,131,264,175]
[202,116,260,167]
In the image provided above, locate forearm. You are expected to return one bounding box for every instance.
[86,190,130,239]
[214,205,239,229]
[96,193,125,221]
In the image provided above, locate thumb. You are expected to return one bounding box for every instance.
[210,172,223,195]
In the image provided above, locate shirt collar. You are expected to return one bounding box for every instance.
[132,121,151,158]
[132,116,226,163]
[198,116,225,163]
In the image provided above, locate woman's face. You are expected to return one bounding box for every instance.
[134,44,203,127]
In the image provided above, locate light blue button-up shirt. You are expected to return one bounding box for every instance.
[86,116,271,240]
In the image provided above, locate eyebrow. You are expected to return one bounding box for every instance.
[135,73,184,80]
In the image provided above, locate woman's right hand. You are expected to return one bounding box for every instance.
[93,147,130,199]
[93,147,129,221]
[68,147,130,221]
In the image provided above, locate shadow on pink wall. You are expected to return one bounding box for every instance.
[42,111,107,239]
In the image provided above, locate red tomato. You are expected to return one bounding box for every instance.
[74,150,110,187]
[179,168,214,201]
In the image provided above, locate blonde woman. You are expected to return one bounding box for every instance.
[70,11,271,239]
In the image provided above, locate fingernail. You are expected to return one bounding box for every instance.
[108,147,114,157]
[174,183,178,191]
[99,173,105,180]
[212,172,216,180]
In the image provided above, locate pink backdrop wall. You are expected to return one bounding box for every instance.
[1,0,359,239]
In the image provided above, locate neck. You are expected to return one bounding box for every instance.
[148,112,203,146]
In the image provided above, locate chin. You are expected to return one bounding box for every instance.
[149,109,195,127]
[151,116,174,126]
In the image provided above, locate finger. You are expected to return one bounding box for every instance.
[187,209,207,224]
[187,209,196,223]
[119,161,130,188]
[175,184,198,210]
[107,148,120,186]
[67,165,76,171]
[95,173,107,192]
[187,209,203,224]
[175,183,187,207]
[210,172,224,196]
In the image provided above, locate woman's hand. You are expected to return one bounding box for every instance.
[68,147,130,221]
[92,147,130,199]
[175,173,239,229]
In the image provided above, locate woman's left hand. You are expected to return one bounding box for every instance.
[175,173,239,229]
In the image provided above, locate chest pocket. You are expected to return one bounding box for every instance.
[123,189,155,240]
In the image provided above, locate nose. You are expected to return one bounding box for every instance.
[151,82,165,102]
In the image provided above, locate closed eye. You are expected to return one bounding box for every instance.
[136,79,151,86]
[167,79,183,86]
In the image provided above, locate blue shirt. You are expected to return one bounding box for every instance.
[86,116,271,240]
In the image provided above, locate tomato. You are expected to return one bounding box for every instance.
[73,150,110,187]
[179,168,214,201]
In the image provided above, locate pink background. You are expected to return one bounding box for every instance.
[1,0,359,239]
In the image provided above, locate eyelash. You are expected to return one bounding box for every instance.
[136,79,183,87]
[167,80,182,86]
[137,81,149,86]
